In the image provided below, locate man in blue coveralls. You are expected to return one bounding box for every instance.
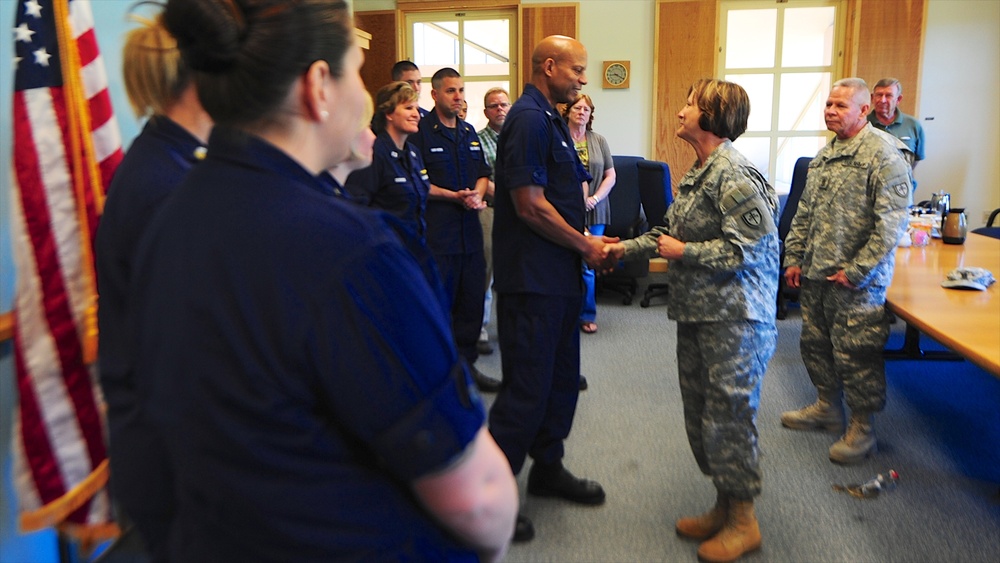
[410,67,501,393]
[489,35,616,542]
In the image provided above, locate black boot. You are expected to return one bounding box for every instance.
[527,461,605,505]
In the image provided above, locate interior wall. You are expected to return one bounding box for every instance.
[548,0,654,158]
[918,0,1000,226]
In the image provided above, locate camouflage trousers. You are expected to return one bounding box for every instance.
[799,278,890,415]
[677,320,776,500]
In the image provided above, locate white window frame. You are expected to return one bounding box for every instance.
[719,0,846,193]
[404,9,519,131]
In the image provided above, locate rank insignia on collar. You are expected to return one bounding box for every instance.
[742,208,762,228]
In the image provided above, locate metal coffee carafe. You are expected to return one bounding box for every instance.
[929,191,950,217]
[942,208,967,244]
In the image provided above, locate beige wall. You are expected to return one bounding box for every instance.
[918,0,999,226]
[524,0,655,158]
[354,0,1000,224]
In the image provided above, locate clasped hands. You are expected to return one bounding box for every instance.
[783,266,856,290]
[457,189,487,210]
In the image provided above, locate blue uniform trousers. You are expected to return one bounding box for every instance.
[580,223,606,323]
[489,293,582,474]
[436,250,487,364]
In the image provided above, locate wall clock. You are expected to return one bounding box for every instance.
[602,60,630,89]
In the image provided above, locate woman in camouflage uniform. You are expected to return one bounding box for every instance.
[606,79,779,563]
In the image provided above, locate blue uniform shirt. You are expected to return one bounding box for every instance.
[130,125,484,562]
[410,110,491,255]
[344,131,430,242]
[492,84,591,295]
[96,115,205,561]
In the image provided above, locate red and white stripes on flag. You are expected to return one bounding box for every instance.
[10,0,122,540]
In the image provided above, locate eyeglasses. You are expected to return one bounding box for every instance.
[486,103,511,110]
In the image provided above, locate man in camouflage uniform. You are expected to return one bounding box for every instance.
[781,77,912,465]
[607,78,778,562]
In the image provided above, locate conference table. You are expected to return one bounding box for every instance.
[885,233,1000,378]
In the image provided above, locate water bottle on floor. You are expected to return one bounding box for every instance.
[858,469,900,498]
[833,469,899,499]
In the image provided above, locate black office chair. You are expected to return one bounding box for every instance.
[776,156,811,319]
[597,155,647,305]
[635,159,674,308]
[971,208,1000,240]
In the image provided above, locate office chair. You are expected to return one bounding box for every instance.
[970,208,1000,240]
[597,155,647,305]
[635,159,674,308]
[776,156,811,319]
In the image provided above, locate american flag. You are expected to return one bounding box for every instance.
[10,0,122,539]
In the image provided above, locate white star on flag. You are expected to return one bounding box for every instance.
[33,46,51,66]
[14,22,35,42]
[24,0,44,18]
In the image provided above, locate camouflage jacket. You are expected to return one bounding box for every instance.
[784,124,912,288]
[621,140,779,323]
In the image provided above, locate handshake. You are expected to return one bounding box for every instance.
[584,236,627,273]
[585,233,684,273]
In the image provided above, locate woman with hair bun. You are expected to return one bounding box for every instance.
[606,78,779,562]
[126,1,517,560]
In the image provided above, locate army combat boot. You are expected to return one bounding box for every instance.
[675,493,728,540]
[696,499,761,562]
[780,397,844,432]
[829,414,877,464]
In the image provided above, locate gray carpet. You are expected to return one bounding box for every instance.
[475,274,1000,563]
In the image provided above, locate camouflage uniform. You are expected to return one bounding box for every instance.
[783,123,911,415]
[621,140,779,499]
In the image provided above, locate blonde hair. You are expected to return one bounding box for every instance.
[122,13,189,118]
[348,92,375,162]
[373,81,419,133]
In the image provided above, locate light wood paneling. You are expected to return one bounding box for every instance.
[398,0,516,11]
[652,0,717,189]
[519,3,579,90]
[354,10,398,101]
[853,0,926,115]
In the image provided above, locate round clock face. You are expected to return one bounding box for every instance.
[606,63,628,85]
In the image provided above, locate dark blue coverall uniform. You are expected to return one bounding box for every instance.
[410,110,492,365]
[127,126,485,562]
[344,130,431,243]
[489,84,592,474]
[96,115,205,562]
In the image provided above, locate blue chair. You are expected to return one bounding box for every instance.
[597,155,647,305]
[971,208,1000,240]
[777,156,811,319]
[635,160,673,307]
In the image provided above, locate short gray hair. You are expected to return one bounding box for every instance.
[833,77,871,105]
[873,77,902,96]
